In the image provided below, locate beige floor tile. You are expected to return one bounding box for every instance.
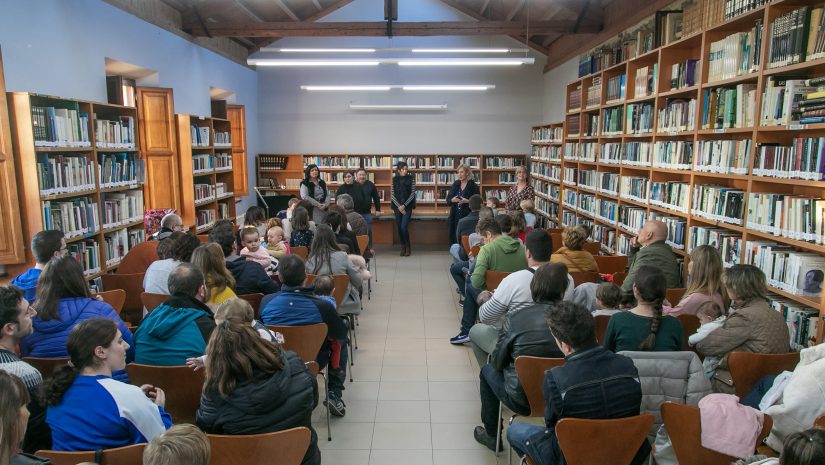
[383,338,427,351]
[429,400,482,424]
[333,400,377,423]
[319,449,372,465]
[345,381,380,401]
[381,365,429,382]
[372,422,432,449]
[425,350,473,366]
[375,400,431,422]
[382,350,427,366]
[431,423,491,450]
[318,421,375,450]
[428,381,479,401]
[349,365,382,382]
[427,364,477,382]
[378,381,429,401]
[368,449,434,465]
[432,449,498,465]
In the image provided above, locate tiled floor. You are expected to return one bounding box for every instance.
[310,248,520,465]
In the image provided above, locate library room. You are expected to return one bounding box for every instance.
[0,1,823,465]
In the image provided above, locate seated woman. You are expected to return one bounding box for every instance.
[326,206,361,256]
[665,245,726,316]
[20,256,134,381]
[305,225,363,315]
[196,320,319,465]
[0,370,44,464]
[696,265,790,394]
[603,265,684,352]
[550,225,599,273]
[191,243,237,309]
[44,318,172,450]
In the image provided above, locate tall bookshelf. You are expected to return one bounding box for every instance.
[7,93,146,279]
[540,0,825,347]
[530,122,564,228]
[258,154,528,213]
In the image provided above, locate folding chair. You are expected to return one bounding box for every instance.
[291,245,308,260]
[582,241,601,254]
[593,255,628,274]
[594,315,611,344]
[207,427,311,465]
[728,352,801,398]
[238,293,265,320]
[22,357,69,378]
[557,415,654,465]
[569,271,600,287]
[666,288,687,306]
[36,443,145,465]
[101,272,145,326]
[140,292,169,314]
[484,270,511,292]
[461,235,471,255]
[306,273,356,369]
[125,364,205,424]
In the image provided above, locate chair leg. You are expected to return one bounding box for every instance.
[495,401,503,457]
[320,371,331,441]
[373,253,378,282]
[508,414,519,465]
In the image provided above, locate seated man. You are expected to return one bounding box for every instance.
[473,263,568,451]
[259,254,350,417]
[449,206,493,298]
[336,193,368,237]
[507,302,650,465]
[134,264,216,365]
[11,230,66,302]
[450,194,483,263]
[209,220,280,296]
[152,213,183,241]
[622,220,681,299]
[450,215,528,345]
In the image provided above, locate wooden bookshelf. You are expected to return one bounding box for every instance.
[538,0,825,346]
[0,47,25,266]
[530,122,564,228]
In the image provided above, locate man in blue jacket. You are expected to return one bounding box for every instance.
[134,264,215,366]
[208,220,280,296]
[260,254,350,417]
[11,230,66,302]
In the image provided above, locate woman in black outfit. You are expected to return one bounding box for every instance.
[335,170,364,206]
[391,161,416,256]
[446,163,480,245]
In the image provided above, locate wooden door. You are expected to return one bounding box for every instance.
[137,87,180,211]
[0,47,25,264]
[226,104,248,196]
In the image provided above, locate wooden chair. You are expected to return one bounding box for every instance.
[550,233,563,252]
[676,314,700,351]
[546,227,564,234]
[661,402,772,465]
[101,272,145,326]
[117,241,158,275]
[36,443,145,465]
[594,255,628,275]
[208,427,311,465]
[305,274,349,309]
[556,415,655,465]
[23,357,69,377]
[612,272,627,287]
[197,234,210,243]
[126,364,205,424]
[569,271,600,287]
[470,244,481,257]
[355,234,372,299]
[291,245,308,260]
[140,292,169,314]
[92,289,126,314]
[305,361,320,376]
[666,288,687,306]
[815,413,825,429]
[238,293,264,320]
[485,270,511,292]
[594,315,611,343]
[582,241,601,254]
[728,352,801,398]
[460,234,471,255]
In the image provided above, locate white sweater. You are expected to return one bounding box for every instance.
[478,266,575,328]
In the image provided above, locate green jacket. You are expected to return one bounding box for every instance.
[621,240,682,294]
[471,235,528,290]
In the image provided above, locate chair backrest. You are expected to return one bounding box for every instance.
[266,323,328,363]
[666,288,687,306]
[661,402,772,465]
[291,246,308,259]
[356,235,369,257]
[728,351,801,398]
[556,415,654,465]
[305,361,320,377]
[514,356,566,416]
[612,272,627,287]
[484,270,511,292]
[546,227,564,234]
[470,244,480,257]
[237,293,264,319]
[92,289,127,314]
[197,234,210,243]
[594,315,611,344]
[551,233,564,252]
[676,314,700,351]
[117,241,158,275]
[460,235,471,255]
[582,241,601,254]
[305,273,349,308]
[815,413,825,429]
[140,292,170,314]
[594,255,628,274]
[570,271,600,287]
[125,364,205,424]
[37,443,146,465]
[208,427,311,465]
[101,272,145,326]
[23,357,69,377]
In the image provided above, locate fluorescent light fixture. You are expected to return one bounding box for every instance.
[411,48,512,53]
[300,85,494,92]
[248,59,380,67]
[402,85,494,91]
[398,58,534,66]
[277,48,377,53]
[262,47,527,54]
[301,85,392,91]
[349,103,447,111]
[249,57,533,67]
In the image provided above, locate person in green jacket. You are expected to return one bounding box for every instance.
[451,215,527,344]
[621,220,682,300]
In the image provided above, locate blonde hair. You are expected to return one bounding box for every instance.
[562,225,588,251]
[515,165,529,182]
[457,164,474,179]
[143,424,210,465]
[520,199,535,213]
[191,243,236,301]
[266,217,283,231]
[685,245,725,301]
[214,297,254,325]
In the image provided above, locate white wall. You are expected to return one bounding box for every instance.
[253,0,547,155]
[0,0,259,211]
[542,57,579,124]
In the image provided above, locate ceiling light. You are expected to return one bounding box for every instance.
[402,85,494,91]
[411,48,513,53]
[398,58,534,66]
[277,48,377,53]
[349,104,447,111]
[249,58,534,67]
[300,85,495,91]
[248,59,380,66]
[301,85,392,91]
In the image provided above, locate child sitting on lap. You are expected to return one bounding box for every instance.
[240,226,277,274]
[688,301,726,379]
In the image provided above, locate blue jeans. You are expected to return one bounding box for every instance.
[363,213,374,248]
[450,261,468,295]
[507,423,549,460]
[317,338,348,397]
[394,209,412,244]
[460,282,482,334]
[449,243,463,263]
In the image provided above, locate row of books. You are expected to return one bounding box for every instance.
[218,202,229,219]
[651,212,687,249]
[584,114,599,137]
[592,223,616,253]
[650,181,690,213]
[215,182,230,197]
[691,185,745,224]
[37,154,95,196]
[103,228,144,267]
[578,193,596,216]
[562,167,577,186]
[587,76,602,108]
[799,77,825,125]
[769,297,819,350]
[415,172,435,184]
[579,143,598,162]
[190,125,211,147]
[566,114,581,136]
[68,239,101,276]
[486,189,508,201]
[634,65,658,99]
[258,155,289,170]
[689,225,742,268]
[42,197,100,239]
[485,157,523,168]
[531,145,562,162]
[606,74,626,102]
[415,189,437,201]
[31,104,91,147]
[658,98,696,132]
[754,139,825,181]
[724,0,769,20]
[620,176,649,204]
[746,193,825,245]
[214,131,231,147]
[568,86,582,110]
[193,154,214,173]
[598,172,619,196]
[746,240,825,297]
[194,184,216,203]
[669,59,699,90]
[626,103,654,134]
[563,190,578,210]
[600,142,622,165]
[498,173,516,184]
[767,6,824,69]
[617,233,633,256]
[706,23,762,83]
[760,77,815,126]
[196,209,216,230]
[531,126,563,142]
[602,106,624,135]
[619,205,646,234]
[216,153,232,169]
[102,191,143,229]
[654,140,693,170]
[95,117,135,149]
[702,85,757,129]
[695,139,751,174]
[99,153,144,188]
[578,170,597,190]
[596,199,618,224]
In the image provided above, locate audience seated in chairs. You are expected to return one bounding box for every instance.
[506,302,650,465]
[259,254,349,418]
[209,220,280,296]
[621,220,682,298]
[473,262,569,451]
[449,206,494,301]
[305,225,362,315]
[449,194,483,263]
[191,243,238,309]
[143,232,200,295]
[336,193,368,237]
[550,225,599,273]
[19,256,134,382]
[143,424,210,465]
[151,213,183,242]
[696,265,790,394]
[134,264,216,366]
[10,229,66,303]
[664,245,726,317]
[43,318,172,451]
[287,207,315,249]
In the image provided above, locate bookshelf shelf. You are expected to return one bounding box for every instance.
[702,73,759,88]
[763,56,825,76]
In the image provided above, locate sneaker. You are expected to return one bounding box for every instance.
[325,392,346,417]
[473,426,503,452]
[450,333,470,344]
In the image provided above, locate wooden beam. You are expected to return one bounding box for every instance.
[252,0,355,52]
[235,0,264,22]
[311,0,323,10]
[479,0,491,15]
[274,0,300,21]
[192,20,601,37]
[506,0,525,22]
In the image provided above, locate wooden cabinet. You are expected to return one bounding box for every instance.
[226,104,248,196]
[0,47,25,264]
[137,87,180,211]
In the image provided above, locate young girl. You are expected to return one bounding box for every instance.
[486,197,501,214]
[509,210,527,242]
[239,227,276,274]
[288,206,314,249]
[520,199,537,229]
[190,243,237,308]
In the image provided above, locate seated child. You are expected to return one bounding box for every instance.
[265,225,290,259]
[277,197,300,221]
[509,210,527,242]
[313,275,337,309]
[239,227,277,274]
[688,301,726,378]
[486,197,501,214]
[520,199,537,229]
[592,282,622,316]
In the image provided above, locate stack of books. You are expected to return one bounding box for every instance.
[798,77,825,124]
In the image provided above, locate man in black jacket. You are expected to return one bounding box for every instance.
[473,262,568,451]
[209,220,280,296]
[355,168,382,249]
[506,302,650,465]
[450,194,482,262]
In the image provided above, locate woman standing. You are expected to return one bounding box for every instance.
[504,165,535,211]
[664,245,726,316]
[335,170,364,206]
[446,164,480,246]
[300,164,330,225]
[391,161,416,256]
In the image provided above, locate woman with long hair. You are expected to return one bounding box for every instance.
[305,225,362,315]
[324,207,360,255]
[242,206,268,238]
[391,161,416,256]
[43,318,172,450]
[191,243,237,307]
[20,256,134,380]
[300,164,330,224]
[446,164,480,246]
[603,265,684,352]
[196,320,319,465]
[504,165,534,211]
[665,245,726,316]
[288,207,314,249]
[0,371,35,465]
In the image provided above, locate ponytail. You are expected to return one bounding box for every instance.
[632,265,667,351]
[41,364,79,406]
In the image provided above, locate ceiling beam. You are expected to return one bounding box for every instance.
[479,0,491,15]
[505,0,525,22]
[252,0,355,52]
[235,0,265,22]
[274,0,301,21]
[191,20,600,38]
[311,0,323,10]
